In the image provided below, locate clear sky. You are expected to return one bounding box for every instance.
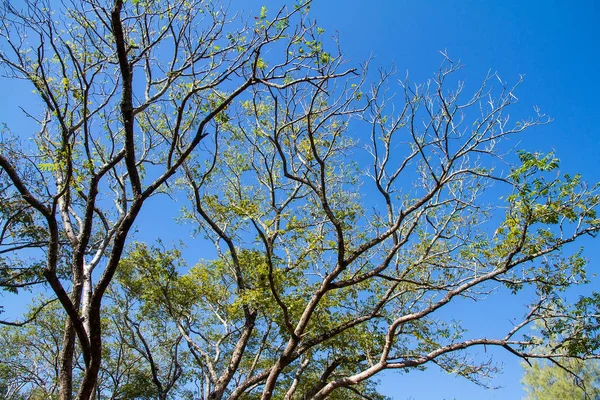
[234,1,600,399]
[1,1,599,399]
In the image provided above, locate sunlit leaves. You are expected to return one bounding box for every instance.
[523,358,600,400]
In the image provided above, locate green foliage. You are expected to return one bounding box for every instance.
[112,370,160,400]
[0,302,65,399]
[523,359,600,400]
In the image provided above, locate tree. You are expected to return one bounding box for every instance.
[0,295,189,400]
[0,0,352,398]
[0,0,599,399]
[0,301,63,399]
[523,359,600,399]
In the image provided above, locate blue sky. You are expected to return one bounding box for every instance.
[306,0,600,177]
[272,1,600,398]
[1,1,599,399]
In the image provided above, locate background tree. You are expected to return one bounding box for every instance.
[522,359,600,400]
[1,0,600,399]
[1,294,190,400]
[0,301,64,399]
